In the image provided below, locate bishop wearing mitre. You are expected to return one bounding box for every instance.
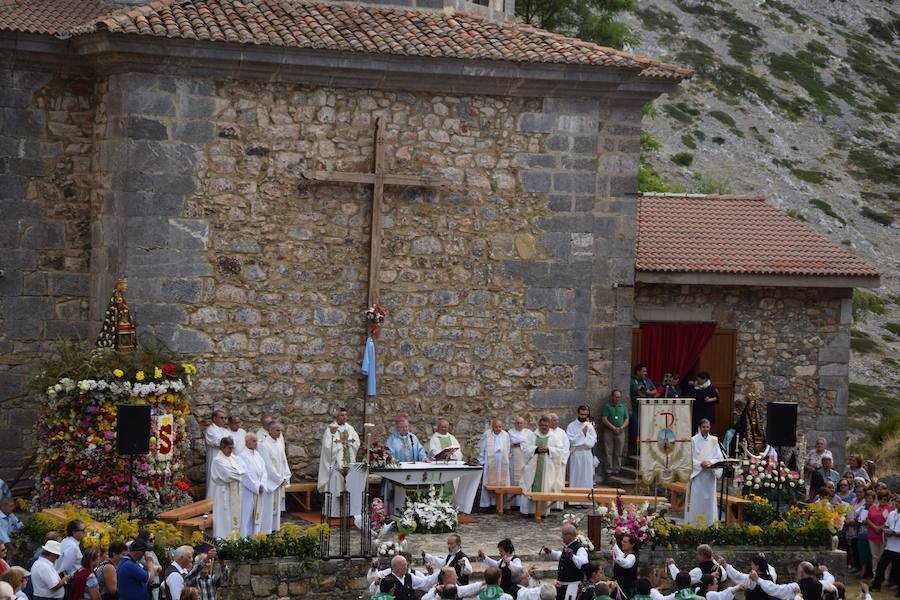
[317,407,361,517]
[685,418,724,526]
[519,415,565,516]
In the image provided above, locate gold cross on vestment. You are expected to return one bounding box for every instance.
[301,117,453,308]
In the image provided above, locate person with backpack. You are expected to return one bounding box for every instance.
[67,547,101,600]
[160,546,205,600]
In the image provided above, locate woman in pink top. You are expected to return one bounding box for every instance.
[865,489,893,571]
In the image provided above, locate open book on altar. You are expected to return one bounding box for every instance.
[433,447,460,461]
[708,459,740,469]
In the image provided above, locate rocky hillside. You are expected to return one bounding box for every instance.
[623,0,899,449]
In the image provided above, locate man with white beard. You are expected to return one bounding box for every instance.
[566,405,597,502]
[204,409,230,499]
[317,408,361,518]
[239,433,266,537]
[548,414,570,509]
[261,420,291,533]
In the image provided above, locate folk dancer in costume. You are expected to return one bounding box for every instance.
[610,533,639,599]
[317,408,360,518]
[478,566,515,600]
[204,408,230,499]
[381,555,440,600]
[429,418,464,499]
[372,576,398,600]
[418,566,485,600]
[424,534,473,585]
[666,545,726,597]
[542,524,588,600]
[477,539,522,598]
[210,437,245,539]
[566,406,597,505]
[719,554,779,600]
[238,433,266,537]
[519,416,565,517]
[548,414,570,510]
[508,417,532,508]
[685,420,724,526]
[579,571,614,600]
[227,415,246,454]
[261,420,292,533]
[747,563,835,600]
[479,419,511,509]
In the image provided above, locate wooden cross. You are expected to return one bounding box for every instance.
[301,118,452,308]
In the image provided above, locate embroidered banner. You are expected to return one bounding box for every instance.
[638,398,693,484]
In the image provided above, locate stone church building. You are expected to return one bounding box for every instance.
[0,0,877,482]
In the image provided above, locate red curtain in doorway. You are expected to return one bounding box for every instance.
[639,322,717,383]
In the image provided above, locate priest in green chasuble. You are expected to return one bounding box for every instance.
[429,418,464,499]
[519,415,564,516]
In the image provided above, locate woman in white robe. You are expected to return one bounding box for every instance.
[519,416,564,516]
[239,433,266,537]
[479,419,511,508]
[260,420,291,534]
[210,436,245,539]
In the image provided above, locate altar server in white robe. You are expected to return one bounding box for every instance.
[261,420,292,533]
[479,419,511,508]
[317,408,361,518]
[227,415,247,454]
[429,418,464,461]
[566,405,597,503]
[239,433,266,537]
[508,417,531,508]
[520,416,565,516]
[204,409,230,499]
[686,419,724,526]
[548,414,570,509]
[210,436,245,539]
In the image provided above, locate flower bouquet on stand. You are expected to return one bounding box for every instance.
[402,486,458,533]
[357,442,397,470]
[735,454,803,503]
[600,499,660,547]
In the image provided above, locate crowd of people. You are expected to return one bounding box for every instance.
[0,516,227,600]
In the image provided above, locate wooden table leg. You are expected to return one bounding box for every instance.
[535,502,543,523]
[497,493,504,515]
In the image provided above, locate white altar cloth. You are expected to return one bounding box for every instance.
[345,461,483,515]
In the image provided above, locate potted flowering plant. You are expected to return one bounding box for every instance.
[734,454,803,502]
[357,442,397,470]
[402,486,458,533]
[600,499,660,546]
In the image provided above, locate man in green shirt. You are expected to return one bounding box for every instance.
[601,389,629,477]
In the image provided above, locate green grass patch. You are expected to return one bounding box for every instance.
[681,134,697,149]
[663,102,700,125]
[875,95,898,114]
[708,110,736,127]
[642,101,658,118]
[639,162,687,193]
[851,329,878,353]
[692,129,706,141]
[791,169,832,185]
[866,16,899,44]
[762,0,810,25]
[878,141,900,157]
[827,79,860,109]
[641,131,662,150]
[785,208,806,222]
[712,136,726,145]
[773,157,797,168]
[882,357,899,369]
[885,323,900,336]
[674,39,716,71]
[853,290,887,319]
[768,52,841,117]
[841,239,852,246]
[860,206,895,225]
[849,383,898,416]
[694,175,734,195]
[671,152,694,167]
[635,6,681,33]
[809,199,846,224]
[848,148,900,186]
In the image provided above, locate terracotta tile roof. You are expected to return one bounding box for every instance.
[0,0,690,79]
[0,0,110,36]
[637,193,880,278]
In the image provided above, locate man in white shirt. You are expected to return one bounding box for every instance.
[747,563,834,600]
[424,534,474,585]
[871,499,900,592]
[32,540,67,599]
[381,555,441,600]
[54,520,86,577]
[665,545,726,595]
[541,524,587,600]
[161,545,205,600]
[204,409,230,499]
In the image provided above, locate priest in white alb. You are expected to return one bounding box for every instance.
[227,414,247,454]
[548,413,570,509]
[686,418,724,526]
[317,408,361,518]
[204,409,230,499]
[566,405,597,503]
[479,418,511,508]
[519,415,565,516]
[210,436,245,539]
[508,416,531,508]
[261,420,292,533]
[239,432,266,537]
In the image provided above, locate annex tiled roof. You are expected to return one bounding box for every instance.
[637,193,880,278]
[0,0,690,80]
[0,0,110,36]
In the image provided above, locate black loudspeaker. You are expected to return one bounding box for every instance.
[766,402,798,447]
[117,404,151,455]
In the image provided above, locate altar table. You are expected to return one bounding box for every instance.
[345,461,483,515]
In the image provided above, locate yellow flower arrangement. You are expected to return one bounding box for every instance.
[190,531,204,546]
[113,369,124,378]
[181,363,197,374]
[747,525,763,536]
[135,371,145,381]
[109,513,139,542]
[154,367,163,379]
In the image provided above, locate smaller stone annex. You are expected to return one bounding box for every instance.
[0,0,877,482]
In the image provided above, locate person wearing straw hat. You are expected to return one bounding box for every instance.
[30,539,67,600]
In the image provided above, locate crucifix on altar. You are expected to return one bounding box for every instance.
[301,117,453,438]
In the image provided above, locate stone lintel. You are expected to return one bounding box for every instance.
[636,270,878,289]
[634,305,714,323]
[64,32,681,100]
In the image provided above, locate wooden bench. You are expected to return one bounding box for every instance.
[483,486,522,514]
[175,514,213,542]
[668,482,750,525]
[484,486,628,516]
[41,508,111,533]
[524,493,667,523]
[158,499,213,524]
[286,482,317,512]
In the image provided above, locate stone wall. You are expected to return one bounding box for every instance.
[0,68,95,479]
[219,557,370,600]
[634,283,852,463]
